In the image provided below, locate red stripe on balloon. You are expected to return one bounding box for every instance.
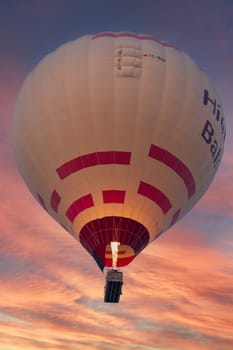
[102,190,126,204]
[50,190,61,212]
[105,256,134,267]
[92,32,177,48]
[138,181,172,214]
[149,144,196,198]
[66,194,94,223]
[56,151,131,180]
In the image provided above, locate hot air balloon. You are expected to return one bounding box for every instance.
[13,32,226,302]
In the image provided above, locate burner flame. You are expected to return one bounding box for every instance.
[110,242,120,268]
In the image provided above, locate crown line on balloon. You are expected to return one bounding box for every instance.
[92,32,178,49]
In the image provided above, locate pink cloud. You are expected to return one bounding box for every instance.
[2,188,232,350]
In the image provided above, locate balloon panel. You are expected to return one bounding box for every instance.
[13,33,225,268]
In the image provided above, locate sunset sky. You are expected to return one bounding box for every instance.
[1,1,233,349]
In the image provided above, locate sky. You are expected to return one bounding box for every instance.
[0,0,233,349]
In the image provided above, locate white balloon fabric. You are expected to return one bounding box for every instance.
[13,32,226,270]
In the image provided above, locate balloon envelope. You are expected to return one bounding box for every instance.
[13,32,226,270]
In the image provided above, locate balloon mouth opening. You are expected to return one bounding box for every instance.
[110,241,120,268]
[79,216,150,270]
